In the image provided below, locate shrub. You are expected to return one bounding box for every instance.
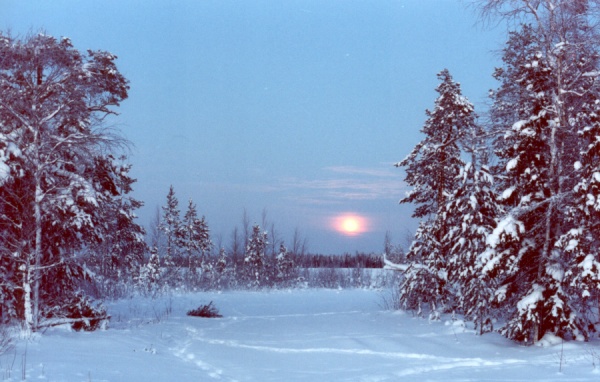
[186,301,222,318]
[0,325,14,355]
[70,293,109,331]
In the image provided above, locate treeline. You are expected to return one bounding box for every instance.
[115,185,387,296]
[296,253,383,269]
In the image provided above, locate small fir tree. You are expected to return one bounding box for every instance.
[145,246,161,293]
[276,244,295,286]
[181,199,212,277]
[159,186,183,285]
[244,225,268,288]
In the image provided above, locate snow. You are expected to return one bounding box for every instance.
[501,186,516,200]
[4,289,600,381]
[506,158,518,172]
[517,284,544,313]
[537,332,564,347]
[0,160,9,184]
[486,215,523,248]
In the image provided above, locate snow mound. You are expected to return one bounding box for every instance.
[536,332,563,347]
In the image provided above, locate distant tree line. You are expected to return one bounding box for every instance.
[296,253,383,269]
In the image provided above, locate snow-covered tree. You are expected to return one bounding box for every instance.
[159,186,183,284]
[244,224,268,288]
[180,198,212,277]
[145,246,161,289]
[396,69,475,316]
[0,32,129,331]
[86,156,147,284]
[443,163,500,333]
[480,0,600,342]
[396,69,471,219]
[276,243,296,286]
[213,247,229,289]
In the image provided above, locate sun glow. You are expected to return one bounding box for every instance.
[332,214,369,236]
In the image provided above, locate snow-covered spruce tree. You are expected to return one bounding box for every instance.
[554,68,600,335]
[244,224,268,288]
[480,0,600,343]
[142,246,162,294]
[214,247,229,290]
[443,162,500,333]
[395,69,474,316]
[159,185,183,285]
[436,116,501,333]
[276,243,296,287]
[180,198,212,283]
[0,33,128,332]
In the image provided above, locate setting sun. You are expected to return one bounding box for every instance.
[332,214,369,236]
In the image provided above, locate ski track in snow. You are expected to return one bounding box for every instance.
[180,325,528,377]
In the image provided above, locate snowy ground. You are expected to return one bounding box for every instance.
[3,288,600,381]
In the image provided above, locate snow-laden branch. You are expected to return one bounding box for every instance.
[0,102,35,133]
[382,252,424,272]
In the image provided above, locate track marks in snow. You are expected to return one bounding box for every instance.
[172,328,236,381]
[189,334,527,370]
[395,358,526,377]
[173,343,231,380]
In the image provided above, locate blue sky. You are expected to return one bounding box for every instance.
[0,0,506,254]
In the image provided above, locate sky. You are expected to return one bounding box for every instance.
[0,0,507,254]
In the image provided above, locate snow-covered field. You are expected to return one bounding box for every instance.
[3,288,600,381]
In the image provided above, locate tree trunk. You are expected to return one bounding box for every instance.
[32,176,43,331]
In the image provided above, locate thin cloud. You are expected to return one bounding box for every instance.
[197,165,408,206]
[324,165,399,178]
[279,166,407,205]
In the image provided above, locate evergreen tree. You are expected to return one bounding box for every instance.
[159,185,182,284]
[86,156,147,286]
[443,163,499,333]
[276,243,296,286]
[180,198,212,278]
[481,0,600,342]
[244,225,268,288]
[396,69,475,316]
[145,246,161,292]
[214,247,229,290]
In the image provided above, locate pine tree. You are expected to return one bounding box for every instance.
[214,247,229,290]
[396,69,475,316]
[443,163,499,333]
[553,85,600,339]
[276,244,295,286]
[244,225,268,288]
[159,185,182,285]
[180,199,212,279]
[86,156,147,286]
[145,246,161,292]
[481,0,600,342]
